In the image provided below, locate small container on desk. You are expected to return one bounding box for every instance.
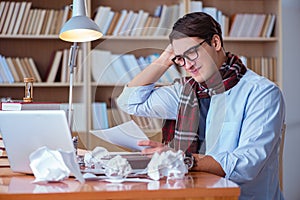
[23,77,34,102]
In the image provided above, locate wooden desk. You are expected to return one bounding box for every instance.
[0,157,240,200]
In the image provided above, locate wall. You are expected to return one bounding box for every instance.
[282,0,300,199]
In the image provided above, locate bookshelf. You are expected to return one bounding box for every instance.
[0,0,282,150]
[0,0,90,148]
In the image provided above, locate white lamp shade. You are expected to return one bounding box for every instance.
[59,16,103,42]
[59,0,102,42]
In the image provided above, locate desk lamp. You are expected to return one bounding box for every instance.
[59,0,102,128]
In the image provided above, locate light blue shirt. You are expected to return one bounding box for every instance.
[117,70,285,200]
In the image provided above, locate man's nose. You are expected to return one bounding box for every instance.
[184,59,195,70]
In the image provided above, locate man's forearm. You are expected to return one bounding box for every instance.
[128,45,174,87]
[191,154,226,177]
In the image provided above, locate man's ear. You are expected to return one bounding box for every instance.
[212,34,222,51]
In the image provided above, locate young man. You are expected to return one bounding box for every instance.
[117,12,285,199]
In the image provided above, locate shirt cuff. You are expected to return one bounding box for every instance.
[208,152,238,180]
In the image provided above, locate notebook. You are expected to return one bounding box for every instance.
[0,110,77,174]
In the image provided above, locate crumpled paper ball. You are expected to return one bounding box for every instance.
[84,146,109,168]
[147,150,188,180]
[29,146,85,183]
[104,155,132,179]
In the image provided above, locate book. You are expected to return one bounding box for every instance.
[130,10,145,36]
[49,10,59,35]
[10,58,22,80]
[106,11,120,35]
[0,2,9,33]
[112,9,128,36]
[23,9,34,34]
[235,13,251,37]
[60,49,69,83]
[0,2,6,22]
[203,7,218,22]
[53,9,64,35]
[0,55,14,83]
[190,0,203,13]
[18,2,32,34]
[0,56,9,83]
[61,5,71,29]
[16,57,30,78]
[131,11,149,36]
[44,9,54,35]
[26,57,42,82]
[7,2,20,34]
[91,49,112,84]
[94,6,111,32]
[141,16,153,36]
[123,12,138,36]
[118,10,134,35]
[35,9,47,35]
[120,54,141,79]
[1,1,15,34]
[153,5,168,36]
[265,14,276,37]
[102,11,115,35]
[229,14,244,37]
[40,10,50,35]
[28,9,39,34]
[165,4,180,35]
[5,57,21,82]
[260,13,271,37]
[46,50,63,83]
[251,14,266,37]
[110,54,132,84]
[12,2,27,35]
[21,58,39,82]
[1,102,61,111]
[19,58,34,79]
[92,102,109,130]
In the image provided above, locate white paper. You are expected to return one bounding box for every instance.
[90,120,149,151]
[29,146,85,183]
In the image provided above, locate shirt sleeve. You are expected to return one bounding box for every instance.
[116,83,182,119]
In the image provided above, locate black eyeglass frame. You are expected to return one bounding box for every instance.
[172,40,207,67]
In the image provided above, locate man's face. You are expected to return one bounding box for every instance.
[172,37,219,83]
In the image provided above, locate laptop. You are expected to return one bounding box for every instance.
[0,110,77,174]
[0,110,150,176]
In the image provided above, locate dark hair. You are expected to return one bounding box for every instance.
[169,12,223,47]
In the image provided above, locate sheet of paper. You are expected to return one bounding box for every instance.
[90,120,149,151]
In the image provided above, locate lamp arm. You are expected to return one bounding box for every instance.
[68,42,79,129]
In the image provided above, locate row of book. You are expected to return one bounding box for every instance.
[0,1,70,35]
[241,56,277,82]
[0,52,277,85]
[0,48,83,84]
[93,1,277,38]
[91,49,182,85]
[229,13,276,38]
[0,54,41,83]
[93,1,229,37]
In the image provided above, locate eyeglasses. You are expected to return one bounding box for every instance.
[172,40,206,67]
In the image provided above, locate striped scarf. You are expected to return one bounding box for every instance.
[162,52,247,153]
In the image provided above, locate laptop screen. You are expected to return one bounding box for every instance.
[0,110,75,174]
